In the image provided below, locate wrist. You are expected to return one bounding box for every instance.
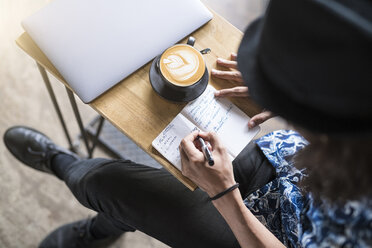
[206,179,237,198]
[212,187,244,210]
[209,183,240,201]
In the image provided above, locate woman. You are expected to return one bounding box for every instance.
[180,0,372,246]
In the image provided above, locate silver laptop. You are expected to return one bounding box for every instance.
[22,0,213,103]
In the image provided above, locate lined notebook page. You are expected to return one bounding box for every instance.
[152,115,198,170]
[181,85,260,157]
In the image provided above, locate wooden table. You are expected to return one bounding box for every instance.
[16,9,261,190]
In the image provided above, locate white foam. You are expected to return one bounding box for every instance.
[163,50,199,81]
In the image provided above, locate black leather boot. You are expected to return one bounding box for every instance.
[3,126,80,175]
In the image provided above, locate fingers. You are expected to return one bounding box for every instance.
[183,130,200,142]
[197,132,223,150]
[212,53,242,83]
[231,53,237,61]
[194,139,212,151]
[248,111,274,128]
[211,69,244,83]
[216,58,238,69]
[179,145,189,171]
[180,131,204,160]
[214,86,249,97]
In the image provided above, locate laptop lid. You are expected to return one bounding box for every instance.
[22,0,213,103]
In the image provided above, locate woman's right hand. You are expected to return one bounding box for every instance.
[212,53,274,128]
[179,131,236,198]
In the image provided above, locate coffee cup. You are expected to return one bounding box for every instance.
[150,36,211,102]
[156,37,209,89]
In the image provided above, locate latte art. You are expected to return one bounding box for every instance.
[163,51,199,81]
[160,45,205,86]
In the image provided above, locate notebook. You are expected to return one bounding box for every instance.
[152,85,260,170]
[22,0,213,103]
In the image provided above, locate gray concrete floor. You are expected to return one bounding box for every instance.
[0,0,287,247]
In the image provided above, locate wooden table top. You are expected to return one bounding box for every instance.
[16,10,261,190]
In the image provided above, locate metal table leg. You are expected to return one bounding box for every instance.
[88,116,105,156]
[36,62,74,151]
[36,62,105,158]
[65,87,92,157]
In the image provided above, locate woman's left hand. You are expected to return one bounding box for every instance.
[179,131,236,197]
[212,53,274,129]
[211,53,244,83]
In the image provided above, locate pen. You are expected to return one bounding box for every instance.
[197,136,214,166]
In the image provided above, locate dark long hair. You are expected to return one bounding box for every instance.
[294,131,372,203]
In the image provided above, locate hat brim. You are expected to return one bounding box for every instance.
[237,18,297,126]
[237,18,266,104]
[237,18,371,134]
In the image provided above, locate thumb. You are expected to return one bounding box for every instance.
[248,111,273,128]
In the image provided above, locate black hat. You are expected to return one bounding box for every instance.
[237,0,372,134]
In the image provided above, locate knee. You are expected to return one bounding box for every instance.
[64,160,132,210]
[77,161,145,211]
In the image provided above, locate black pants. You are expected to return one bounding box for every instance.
[52,142,276,248]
